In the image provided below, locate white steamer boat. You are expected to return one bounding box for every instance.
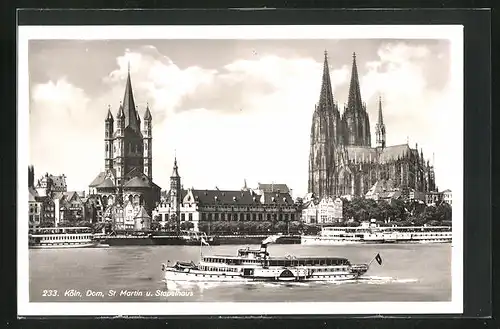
[301,226,452,245]
[162,236,382,283]
[29,227,99,249]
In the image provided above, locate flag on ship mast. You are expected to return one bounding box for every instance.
[375,253,383,265]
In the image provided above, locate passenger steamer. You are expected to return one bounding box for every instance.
[301,226,452,245]
[162,236,381,283]
[29,227,99,249]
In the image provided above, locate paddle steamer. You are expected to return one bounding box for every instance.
[162,236,381,283]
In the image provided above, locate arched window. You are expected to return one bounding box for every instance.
[128,195,133,204]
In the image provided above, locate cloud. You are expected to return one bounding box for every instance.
[30,45,351,196]
[358,42,454,191]
[29,42,454,198]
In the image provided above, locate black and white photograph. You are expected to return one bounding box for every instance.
[18,25,463,316]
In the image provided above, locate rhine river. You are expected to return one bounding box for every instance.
[29,244,451,302]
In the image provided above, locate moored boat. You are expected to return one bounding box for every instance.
[301,225,452,245]
[161,235,382,283]
[29,227,100,249]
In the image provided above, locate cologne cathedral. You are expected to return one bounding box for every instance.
[308,51,436,199]
[89,65,161,214]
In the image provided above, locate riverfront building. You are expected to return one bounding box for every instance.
[152,159,299,231]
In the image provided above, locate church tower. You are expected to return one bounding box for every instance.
[114,103,126,183]
[308,50,340,199]
[143,103,153,178]
[375,96,386,148]
[105,105,114,171]
[342,52,371,147]
[170,157,182,231]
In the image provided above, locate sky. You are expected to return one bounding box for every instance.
[28,38,456,197]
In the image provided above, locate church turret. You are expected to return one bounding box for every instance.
[143,103,153,179]
[375,96,386,148]
[115,104,125,182]
[105,105,114,171]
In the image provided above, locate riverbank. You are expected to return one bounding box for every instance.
[99,234,301,246]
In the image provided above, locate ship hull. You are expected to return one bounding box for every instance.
[29,242,98,249]
[164,269,361,283]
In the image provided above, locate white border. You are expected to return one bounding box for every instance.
[17,25,464,316]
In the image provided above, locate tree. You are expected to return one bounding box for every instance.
[180,221,194,231]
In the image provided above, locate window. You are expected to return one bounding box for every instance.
[201,213,206,221]
[290,214,295,221]
[188,213,193,221]
[258,213,263,221]
[252,214,256,221]
[181,213,185,221]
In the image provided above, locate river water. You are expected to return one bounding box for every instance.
[29,244,451,303]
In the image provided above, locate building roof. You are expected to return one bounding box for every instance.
[49,175,67,189]
[89,172,107,187]
[28,187,38,202]
[257,183,290,193]
[98,178,116,189]
[123,176,151,188]
[134,206,151,220]
[346,144,413,164]
[366,179,397,197]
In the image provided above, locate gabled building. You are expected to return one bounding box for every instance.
[301,195,343,224]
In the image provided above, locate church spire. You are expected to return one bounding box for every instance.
[347,52,363,112]
[377,95,384,125]
[318,50,335,110]
[375,95,386,148]
[122,63,140,132]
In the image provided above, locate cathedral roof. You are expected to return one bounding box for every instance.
[345,144,412,163]
[379,144,411,162]
[346,146,377,162]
